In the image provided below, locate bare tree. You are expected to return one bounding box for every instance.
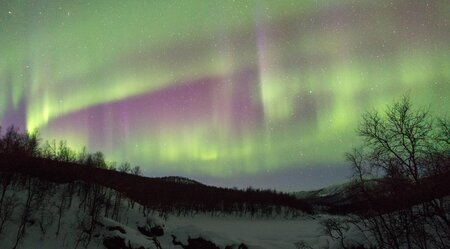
[131,166,142,176]
[0,126,40,157]
[0,191,18,235]
[12,177,36,249]
[322,218,351,249]
[346,96,450,249]
[118,162,131,173]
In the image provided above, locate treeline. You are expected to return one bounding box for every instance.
[0,126,141,174]
[0,126,312,218]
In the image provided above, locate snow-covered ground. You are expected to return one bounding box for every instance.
[0,179,364,249]
[164,215,328,248]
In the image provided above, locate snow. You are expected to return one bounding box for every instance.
[163,215,325,248]
[0,181,364,249]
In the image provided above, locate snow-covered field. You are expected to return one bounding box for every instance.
[1,211,350,249]
[163,214,331,249]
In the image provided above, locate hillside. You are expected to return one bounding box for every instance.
[1,154,449,248]
[0,161,361,249]
[0,154,312,216]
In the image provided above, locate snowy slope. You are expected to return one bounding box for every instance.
[0,178,364,249]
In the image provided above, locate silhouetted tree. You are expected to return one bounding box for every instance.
[346,96,450,249]
[118,162,131,173]
[131,166,141,176]
[0,126,40,157]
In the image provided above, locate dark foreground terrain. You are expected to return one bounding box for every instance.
[0,154,312,216]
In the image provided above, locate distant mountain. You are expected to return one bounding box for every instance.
[294,180,379,203]
[294,181,361,212]
[295,181,354,199]
[295,174,450,215]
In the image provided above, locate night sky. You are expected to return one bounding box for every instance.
[1,1,449,191]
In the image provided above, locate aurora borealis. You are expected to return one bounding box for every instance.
[0,0,449,190]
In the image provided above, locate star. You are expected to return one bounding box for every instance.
[0,0,447,191]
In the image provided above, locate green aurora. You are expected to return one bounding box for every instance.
[1,0,449,189]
